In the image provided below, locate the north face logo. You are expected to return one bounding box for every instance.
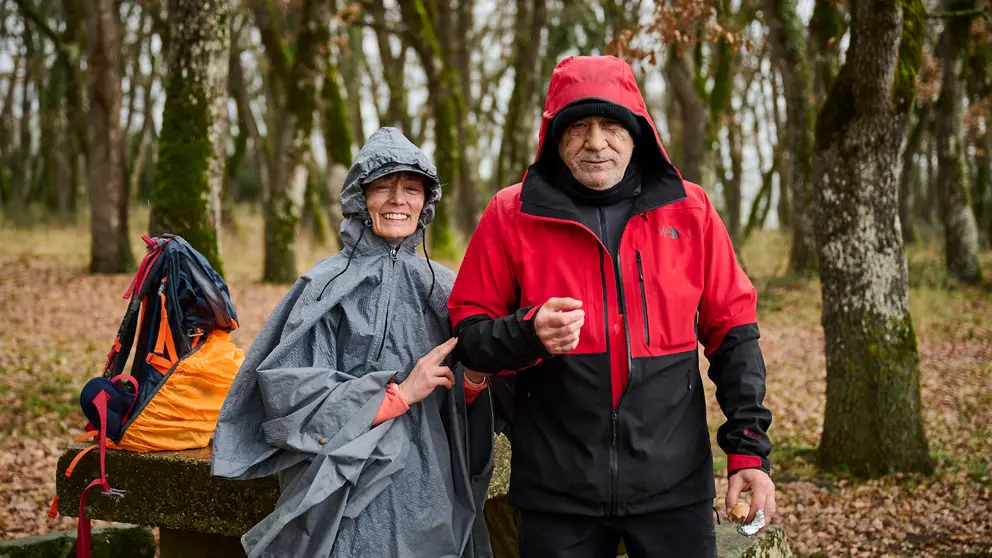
[658,225,680,239]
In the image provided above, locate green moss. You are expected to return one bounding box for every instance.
[263,193,300,284]
[817,311,934,477]
[56,444,280,536]
[322,63,353,168]
[893,0,925,112]
[809,0,846,50]
[151,58,223,275]
[707,39,733,135]
[0,525,155,558]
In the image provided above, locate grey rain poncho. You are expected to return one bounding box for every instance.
[212,128,495,558]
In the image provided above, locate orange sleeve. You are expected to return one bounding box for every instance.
[372,383,410,426]
[464,375,488,405]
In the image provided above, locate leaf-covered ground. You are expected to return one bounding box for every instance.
[0,213,989,556]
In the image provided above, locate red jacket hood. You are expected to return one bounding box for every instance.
[535,55,672,165]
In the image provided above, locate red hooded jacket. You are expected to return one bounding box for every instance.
[449,56,772,517]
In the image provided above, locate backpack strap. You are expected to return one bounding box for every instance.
[105,236,170,379]
[146,279,179,374]
[53,374,139,558]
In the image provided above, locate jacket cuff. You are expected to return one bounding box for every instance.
[727,454,771,476]
[464,375,488,405]
[372,383,410,426]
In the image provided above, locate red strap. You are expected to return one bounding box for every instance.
[75,391,113,558]
[48,495,59,518]
[77,478,103,558]
[90,391,110,491]
[122,237,170,300]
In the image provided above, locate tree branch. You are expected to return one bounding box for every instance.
[251,0,291,82]
[12,0,75,68]
[351,17,407,35]
[925,7,989,18]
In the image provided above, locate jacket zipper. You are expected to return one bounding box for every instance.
[612,221,633,516]
[375,246,399,360]
[636,251,650,347]
[598,243,619,516]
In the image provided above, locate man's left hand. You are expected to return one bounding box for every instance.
[726,468,776,530]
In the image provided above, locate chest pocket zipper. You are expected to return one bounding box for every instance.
[636,251,650,347]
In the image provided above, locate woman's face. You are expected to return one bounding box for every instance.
[364,172,426,243]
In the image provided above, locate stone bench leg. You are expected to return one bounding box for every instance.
[159,528,246,558]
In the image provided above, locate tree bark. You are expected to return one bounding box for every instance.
[322,57,353,248]
[341,26,367,142]
[367,0,412,135]
[899,103,930,244]
[254,0,332,283]
[768,66,791,228]
[454,0,479,235]
[812,0,933,477]
[808,0,846,105]
[934,0,982,284]
[149,0,230,274]
[493,0,546,191]
[82,0,134,273]
[666,49,707,185]
[399,0,459,259]
[765,0,817,275]
[15,19,34,204]
[967,39,991,247]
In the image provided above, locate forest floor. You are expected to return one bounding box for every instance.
[0,207,990,557]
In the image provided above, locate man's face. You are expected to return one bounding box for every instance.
[364,172,426,243]
[557,116,635,190]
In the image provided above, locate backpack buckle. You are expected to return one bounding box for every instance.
[102,487,126,499]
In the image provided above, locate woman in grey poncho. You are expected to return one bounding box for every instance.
[212,127,495,558]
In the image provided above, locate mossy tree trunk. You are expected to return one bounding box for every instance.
[340,26,367,144]
[368,0,412,136]
[899,103,930,244]
[934,0,982,284]
[493,0,547,192]
[807,0,846,106]
[813,0,933,476]
[149,0,230,275]
[14,18,35,206]
[82,0,134,273]
[454,0,480,235]
[253,0,332,283]
[399,0,459,260]
[812,0,933,477]
[766,0,817,275]
[967,39,991,248]
[666,48,707,185]
[321,60,353,247]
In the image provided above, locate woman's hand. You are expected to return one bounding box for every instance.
[397,338,458,405]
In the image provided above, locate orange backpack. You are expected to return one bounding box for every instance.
[50,234,245,557]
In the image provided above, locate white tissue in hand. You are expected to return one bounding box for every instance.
[736,509,765,537]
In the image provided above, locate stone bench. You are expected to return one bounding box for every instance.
[56,437,793,557]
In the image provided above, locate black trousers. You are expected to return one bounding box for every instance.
[518,500,717,558]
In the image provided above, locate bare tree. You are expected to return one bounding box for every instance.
[765,0,817,275]
[82,0,133,273]
[934,0,982,284]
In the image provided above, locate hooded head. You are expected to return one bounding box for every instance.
[520,55,685,211]
[339,127,442,249]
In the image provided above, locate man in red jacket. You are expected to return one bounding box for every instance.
[449,55,775,557]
